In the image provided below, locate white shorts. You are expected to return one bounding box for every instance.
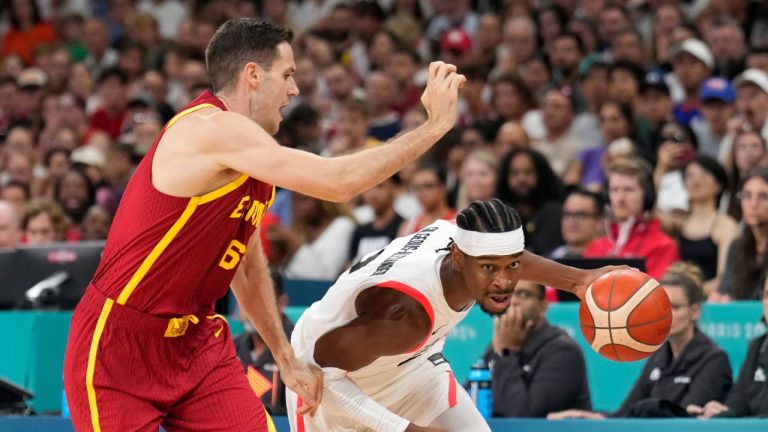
[286,354,489,431]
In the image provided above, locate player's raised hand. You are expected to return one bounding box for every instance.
[420,61,466,132]
[279,356,323,415]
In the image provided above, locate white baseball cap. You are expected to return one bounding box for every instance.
[672,39,714,70]
[733,68,768,95]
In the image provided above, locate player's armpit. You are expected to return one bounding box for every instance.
[313,287,432,371]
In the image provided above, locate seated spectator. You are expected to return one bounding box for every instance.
[653,122,698,215]
[497,148,564,256]
[455,149,499,211]
[690,276,768,418]
[480,280,591,417]
[0,180,30,216]
[533,87,585,177]
[274,193,356,280]
[549,188,605,259]
[54,168,95,233]
[89,67,129,141]
[716,167,768,301]
[674,156,739,295]
[549,263,732,419]
[234,273,293,416]
[725,130,766,220]
[80,205,112,241]
[348,175,404,264]
[21,198,71,245]
[399,164,456,236]
[0,200,21,250]
[584,158,679,280]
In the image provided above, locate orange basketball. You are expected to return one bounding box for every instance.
[579,269,672,362]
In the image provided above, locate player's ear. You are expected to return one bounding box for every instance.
[243,62,262,89]
[450,243,464,270]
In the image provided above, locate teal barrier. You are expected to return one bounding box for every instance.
[0,302,763,414]
[1,416,767,432]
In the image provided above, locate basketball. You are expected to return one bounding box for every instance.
[579,269,672,362]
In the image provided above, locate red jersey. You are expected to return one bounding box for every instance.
[89,91,275,315]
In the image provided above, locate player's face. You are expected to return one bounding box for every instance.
[251,42,298,135]
[458,250,522,316]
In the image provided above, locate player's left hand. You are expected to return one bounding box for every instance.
[574,266,630,301]
[279,356,323,416]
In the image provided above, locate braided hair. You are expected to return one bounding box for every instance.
[456,199,523,233]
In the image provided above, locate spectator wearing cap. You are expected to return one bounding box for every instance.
[671,39,714,127]
[89,67,129,140]
[15,68,47,121]
[734,69,768,143]
[534,87,585,177]
[1,0,56,66]
[691,77,736,159]
[440,28,473,68]
[638,71,674,165]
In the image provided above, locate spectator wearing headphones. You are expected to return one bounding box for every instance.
[583,157,680,280]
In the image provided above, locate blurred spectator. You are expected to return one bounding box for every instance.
[597,3,631,50]
[398,164,455,237]
[277,104,323,154]
[1,0,56,66]
[138,0,188,40]
[44,48,73,93]
[494,121,529,157]
[234,273,292,416]
[55,169,95,232]
[0,181,30,216]
[326,98,379,156]
[0,77,20,132]
[726,130,767,220]
[653,122,697,214]
[80,204,112,241]
[498,16,538,73]
[15,68,47,122]
[425,0,477,47]
[707,17,748,80]
[675,156,739,296]
[584,158,679,280]
[732,69,768,143]
[550,263,732,419]
[496,148,563,256]
[456,148,498,211]
[549,32,585,88]
[386,46,423,117]
[3,150,35,189]
[37,147,72,198]
[534,87,585,176]
[0,200,21,250]
[277,193,356,280]
[564,101,634,192]
[364,71,401,141]
[83,19,120,77]
[469,14,502,72]
[716,167,768,301]
[638,71,674,162]
[481,280,591,417]
[21,198,71,245]
[612,29,647,67]
[572,62,609,148]
[348,175,403,264]
[692,277,768,418]
[549,188,605,260]
[479,73,539,143]
[746,47,768,75]
[519,55,553,102]
[90,67,129,140]
[691,77,736,159]
[671,39,714,127]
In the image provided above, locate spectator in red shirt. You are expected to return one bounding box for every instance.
[89,67,128,140]
[1,0,55,66]
[584,157,680,280]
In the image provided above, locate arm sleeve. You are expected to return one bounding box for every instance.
[321,367,410,432]
[491,343,590,417]
[679,351,733,408]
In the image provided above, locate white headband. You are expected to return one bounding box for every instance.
[454,226,525,257]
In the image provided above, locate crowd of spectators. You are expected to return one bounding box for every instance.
[1,0,768,420]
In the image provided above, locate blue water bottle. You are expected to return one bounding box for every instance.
[468,359,492,418]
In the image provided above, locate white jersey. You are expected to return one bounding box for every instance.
[291,219,471,402]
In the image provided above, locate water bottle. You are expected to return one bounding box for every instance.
[468,359,492,418]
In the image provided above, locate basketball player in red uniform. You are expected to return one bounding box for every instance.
[63,19,466,431]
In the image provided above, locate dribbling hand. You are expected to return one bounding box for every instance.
[420,61,466,131]
[279,356,323,416]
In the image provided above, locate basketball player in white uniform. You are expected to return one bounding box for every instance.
[287,199,618,432]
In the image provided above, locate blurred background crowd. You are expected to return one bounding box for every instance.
[0,0,768,304]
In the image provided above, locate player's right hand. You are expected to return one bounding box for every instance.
[421,61,466,131]
[405,424,448,432]
[279,356,323,416]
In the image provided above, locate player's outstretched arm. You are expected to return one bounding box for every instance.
[520,252,627,300]
[197,62,465,202]
[312,287,443,432]
[231,233,322,415]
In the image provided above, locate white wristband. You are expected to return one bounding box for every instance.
[322,367,410,432]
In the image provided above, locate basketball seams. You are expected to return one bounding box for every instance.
[607,270,621,361]
[582,313,674,329]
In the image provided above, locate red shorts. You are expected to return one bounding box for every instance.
[63,287,269,431]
